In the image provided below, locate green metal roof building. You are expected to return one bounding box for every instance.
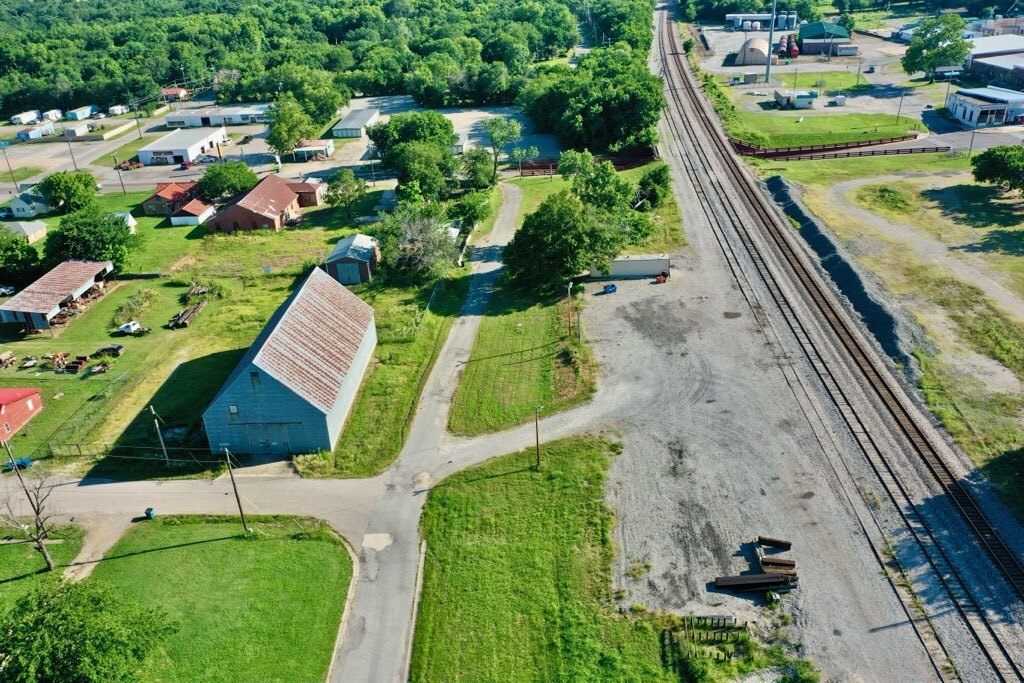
[798,22,852,55]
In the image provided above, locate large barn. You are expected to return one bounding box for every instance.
[202,268,377,456]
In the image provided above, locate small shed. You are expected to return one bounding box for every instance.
[162,87,189,101]
[451,133,468,154]
[774,89,816,109]
[0,388,43,441]
[332,109,380,138]
[735,38,771,66]
[286,179,326,207]
[324,234,380,285]
[3,220,47,244]
[171,198,216,226]
[110,211,138,234]
[290,139,335,162]
[65,105,97,121]
[109,104,130,116]
[16,122,55,141]
[64,121,93,138]
[41,110,62,122]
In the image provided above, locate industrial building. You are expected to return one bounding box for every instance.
[332,109,380,138]
[137,127,227,165]
[202,267,377,455]
[0,388,43,441]
[946,85,1024,127]
[735,38,772,66]
[325,234,380,285]
[165,104,269,128]
[2,220,47,244]
[970,54,1024,89]
[16,122,55,141]
[967,35,1024,67]
[0,260,113,331]
[65,105,97,121]
[797,22,852,55]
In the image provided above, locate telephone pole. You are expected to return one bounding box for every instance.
[150,405,169,465]
[224,449,250,535]
[534,405,543,468]
[566,282,573,338]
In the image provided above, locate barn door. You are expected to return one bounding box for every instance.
[266,424,291,455]
[246,424,271,454]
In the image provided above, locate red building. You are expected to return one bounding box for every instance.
[210,175,300,232]
[143,181,199,216]
[0,388,42,441]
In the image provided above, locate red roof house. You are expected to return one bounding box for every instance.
[286,180,326,208]
[210,175,300,232]
[0,388,42,440]
[162,87,189,101]
[143,181,199,216]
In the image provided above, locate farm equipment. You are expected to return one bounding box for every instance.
[115,160,142,171]
[169,300,207,329]
[2,457,31,472]
[90,362,111,375]
[94,344,125,357]
[65,355,90,374]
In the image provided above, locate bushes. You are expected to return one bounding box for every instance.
[110,288,158,327]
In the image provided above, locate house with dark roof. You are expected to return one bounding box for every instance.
[9,191,52,219]
[0,260,113,331]
[143,181,199,216]
[0,388,43,441]
[324,234,380,285]
[210,175,300,232]
[202,268,377,455]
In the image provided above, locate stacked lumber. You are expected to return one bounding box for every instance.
[169,300,207,329]
[714,536,799,594]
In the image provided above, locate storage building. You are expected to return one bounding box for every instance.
[171,198,216,226]
[202,268,377,455]
[108,105,130,116]
[797,22,852,55]
[286,179,325,207]
[970,54,1024,88]
[0,260,113,331]
[162,87,189,101]
[967,35,1024,67]
[143,181,198,216]
[165,104,269,128]
[16,122,55,141]
[63,121,93,138]
[290,139,335,162]
[0,388,43,441]
[65,105,97,121]
[111,212,137,233]
[324,234,380,285]
[590,254,671,279]
[211,175,300,232]
[774,89,817,109]
[41,110,62,122]
[451,133,468,155]
[2,220,47,244]
[9,192,52,218]
[9,111,41,125]
[735,38,771,66]
[137,127,227,165]
[946,85,1024,127]
[332,109,380,138]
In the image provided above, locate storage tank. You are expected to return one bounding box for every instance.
[835,95,847,106]
[742,20,752,30]
[776,13,786,29]
[789,43,799,57]
[752,21,761,30]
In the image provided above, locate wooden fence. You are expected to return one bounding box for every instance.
[771,145,952,161]
[518,149,659,176]
[731,134,918,158]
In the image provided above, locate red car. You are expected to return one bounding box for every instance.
[179,160,194,170]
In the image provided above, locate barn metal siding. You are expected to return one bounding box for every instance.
[323,321,377,446]
[202,365,331,454]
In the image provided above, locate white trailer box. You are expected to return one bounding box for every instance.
[590,254,671,279]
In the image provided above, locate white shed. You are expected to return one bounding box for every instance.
[108,105,130,116]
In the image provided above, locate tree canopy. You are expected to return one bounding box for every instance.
[0,581,177,683]
[0,232,43,286]
[38,171,98,214]
[265,94,318,160]
[901,15,970,81]
[325,168,367,217]
[194,161,259,201]
[972,145,1024,193]
[44,206,143,271]
[376,203,458,283]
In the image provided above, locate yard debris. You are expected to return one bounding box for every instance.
[169,300,207,329]
[714,536,799,595]
[19,356,38,369]
[186,283,212,298]
[65,355,90,374]
[90,362,110,375]
[94,344,125,358]
[0,351,15,369]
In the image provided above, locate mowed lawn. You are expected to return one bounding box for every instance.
[91,133,160,169]
[412,437,810,681]
[0,525,84,614]
[88,516,352,683]
[734,110,923,148]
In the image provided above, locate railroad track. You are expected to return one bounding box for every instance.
[655,8,1024,680]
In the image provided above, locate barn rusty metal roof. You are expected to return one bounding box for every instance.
[0,260,113,315]
[213,268,375,414]
[226,175,298,221]
[173,198,214,217]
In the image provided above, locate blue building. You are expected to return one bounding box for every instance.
[202,268,377,456]
[16,122,55,141]
[65,105,97,121]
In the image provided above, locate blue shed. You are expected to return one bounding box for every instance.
[202,268,377,456]
[16,122,55,141]
[65,105,97,121]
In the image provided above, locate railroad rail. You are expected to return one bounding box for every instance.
[657,7,1024,680]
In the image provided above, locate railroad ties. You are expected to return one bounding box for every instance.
[715,537,798,593]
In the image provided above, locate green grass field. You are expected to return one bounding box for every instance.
[734,111,923,148]
[449,283,595,435]
[91,134,160,169]
[88,516,352,682]
[750,152,970,186]
[0,166,42,184]
[0,525,84,615]
[411,436,815,681]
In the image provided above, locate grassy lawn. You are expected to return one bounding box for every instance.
[88,516,352,682]
[411,436,815,681]
[90,134,160,169]
[734,111,923,148]
[469,184,504,242]
[0,524,84,614]
[750,152,970,186]
[0,166,42,184]
[449,283,595,436]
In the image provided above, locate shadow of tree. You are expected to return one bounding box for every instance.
[922,184,1024,230]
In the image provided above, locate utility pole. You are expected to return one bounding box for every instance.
[4,441,38,518]
[134,109,144,139]
[534,405,543,468]
[566,282,573,338]
[0,143,17,195]
[968,127,978,157]
[65,132,79,171]
[896,91,906,123]
[765,0,779,84]
[150,405,169,465]
[224,449,250,534]
[112,155,127,195]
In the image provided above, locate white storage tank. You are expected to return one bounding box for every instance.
[752,21,761,30]
[742,20,752,30]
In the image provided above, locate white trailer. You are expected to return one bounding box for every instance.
[10,110,41,125]
[590,254,671,279]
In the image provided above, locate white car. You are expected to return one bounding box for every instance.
[196,155,218,163]
[0,286,15,296]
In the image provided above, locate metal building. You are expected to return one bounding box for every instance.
[332,109,380,138]
[324,234,380,285]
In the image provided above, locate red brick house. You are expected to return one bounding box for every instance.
[210,175,300,232]
[286,180,326,208]
[143,181,199,217]
[0,388,42,441]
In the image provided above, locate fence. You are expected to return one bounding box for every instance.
[731,134,918,158]
[518,148,660,176]
[771,145,952,161]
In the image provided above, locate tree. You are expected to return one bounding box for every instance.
[1,474,60,571]
[389,141,457,200]
[571,161,634,213]
[194,161,258,201]
[836,13,856,33]
[0,581,177,682]
[0,232,42,286]
[376,203,458,283]
[324,168,367,218]
[44,207,142,271]
[971,145,1024,192]
[902,15,970,81]
[461,148,493,189]
[482,116,522,184]
[557,150,596,178]
[265,93,316,159]
[367,111,457,161]
[451,189,492,227]
[503,190,621,289]
[510,145,539,173]
[37,170,97,213]
[635,162,672,211]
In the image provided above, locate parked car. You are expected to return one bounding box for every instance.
[240,134,253,144]
[179,161,193,170]
[91,112,107,119]
[0,207,13,219]
[865,65,876,74]
[94,344,125,357]
[196,155,218,163]
[0,285,15,296]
